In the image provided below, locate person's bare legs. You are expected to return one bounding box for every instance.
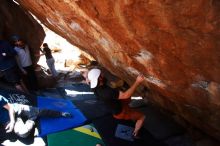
[15,84,23,92]
[15,80,29,93]
[133,115,146,137]
[20,80,29,93]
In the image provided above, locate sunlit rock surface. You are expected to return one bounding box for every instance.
[15,0,220,139]
[0,0,45,60]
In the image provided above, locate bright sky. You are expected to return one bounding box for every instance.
[38,27,82,71]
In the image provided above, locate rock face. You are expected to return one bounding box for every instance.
[15,0,220,139]
[0,0,45,63]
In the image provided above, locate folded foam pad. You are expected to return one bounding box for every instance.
[70,95,111,121]
[64,84,111,120]
[0,87,36,105]
[115,124,134,141]
[93,115,165,146]
[66,83,91,92]
[47,124,105,146]
[37,96,87,137]
[38,96,77,109]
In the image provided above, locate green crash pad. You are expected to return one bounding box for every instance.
[48,124,105,146]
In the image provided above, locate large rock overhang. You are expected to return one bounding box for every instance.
[14,0,220,139]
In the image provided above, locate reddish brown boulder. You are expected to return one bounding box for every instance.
[16,0,220,139]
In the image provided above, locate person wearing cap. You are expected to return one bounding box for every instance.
[0,36,28,93]
[13,38,39,91]
[88,68,146,138]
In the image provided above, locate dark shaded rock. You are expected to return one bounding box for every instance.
[0,0,45,64]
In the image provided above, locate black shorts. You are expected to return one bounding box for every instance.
[2,66,21,85]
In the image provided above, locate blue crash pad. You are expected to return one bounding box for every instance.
[37,96,77,109]
[37,96,87,136]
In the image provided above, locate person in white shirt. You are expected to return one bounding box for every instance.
[13,38,38,91]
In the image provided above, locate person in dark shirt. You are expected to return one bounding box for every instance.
[88,69,146,137]
[0,39,28,93]
[41,43,58,77]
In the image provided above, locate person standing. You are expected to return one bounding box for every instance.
[41,43,58,78]
[87,69,146,138]
[13,38,38,91]
[0,38,28,93]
